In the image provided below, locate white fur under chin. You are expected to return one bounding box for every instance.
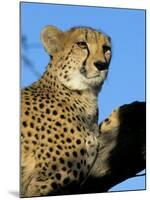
[59,70,108,91]
[61,72,89,90]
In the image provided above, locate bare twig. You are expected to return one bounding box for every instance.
[22,53,41,78]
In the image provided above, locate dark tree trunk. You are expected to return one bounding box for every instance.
[80,101,146,193]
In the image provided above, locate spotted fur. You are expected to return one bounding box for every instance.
[20,26,111,197]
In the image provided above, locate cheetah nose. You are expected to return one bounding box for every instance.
[94,60,109,71]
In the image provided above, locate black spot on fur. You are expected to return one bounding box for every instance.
[38,154,41,159]
[41,149,44,153]
[65,107,70,112]
[32,116,35,120]
[56,150,60,155]
[46,108,50,114]
[39,103,44,109]
[41,135,45,139]
[22,121,27,127]
[25,102,30,106]
[30,122,34,128]
[51,182,57,189]
[62,167,67,171]
[41,185,47,189]
[55,122,61,126]
[52,165,57,170]
[60,114,65,119]
[27,132,32,137]
[48,172,52,176]
[70,128,74,134]
[37,118,41,123]
[32,140,37,145]
[63,177,70,185]
[77,126,81,132]
[68,118,72,123]
[59,157,65,164]
[33,106,38,111]
[66,138,71,143]
[48,138,53,143]
[35,134,38,139]
[76,139,81,144]
[73,151,78,157]
[53,110,57,115]
[68,161,73,168]
[57,145,62,150]
[56,173,61,180]
[49,147,53,153]
[55,134,59,139]
[46,152,50,158]
[80,149,85,156]
[25,111,29,115]
[65,152,70,157]
[41,126,45,131]
[47,129,51,134]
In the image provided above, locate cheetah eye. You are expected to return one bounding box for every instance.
[103,45,111,54]
[76,41,87,49]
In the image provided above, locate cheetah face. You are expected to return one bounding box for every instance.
[41,26,111,91]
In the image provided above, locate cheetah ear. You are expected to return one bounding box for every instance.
[41,25,64,55]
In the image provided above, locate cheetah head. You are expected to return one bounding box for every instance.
[41,25,111,92]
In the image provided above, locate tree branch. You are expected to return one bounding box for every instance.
[80,101,146,193]
[135,173,146,177]
[22,53,41,78]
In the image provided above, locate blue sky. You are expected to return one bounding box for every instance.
[20,2,146,192]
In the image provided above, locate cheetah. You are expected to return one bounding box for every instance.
[20,25,111,197]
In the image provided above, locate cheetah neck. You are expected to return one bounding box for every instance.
[37,65,99,124]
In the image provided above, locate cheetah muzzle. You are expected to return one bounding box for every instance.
[21,25,112,197]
